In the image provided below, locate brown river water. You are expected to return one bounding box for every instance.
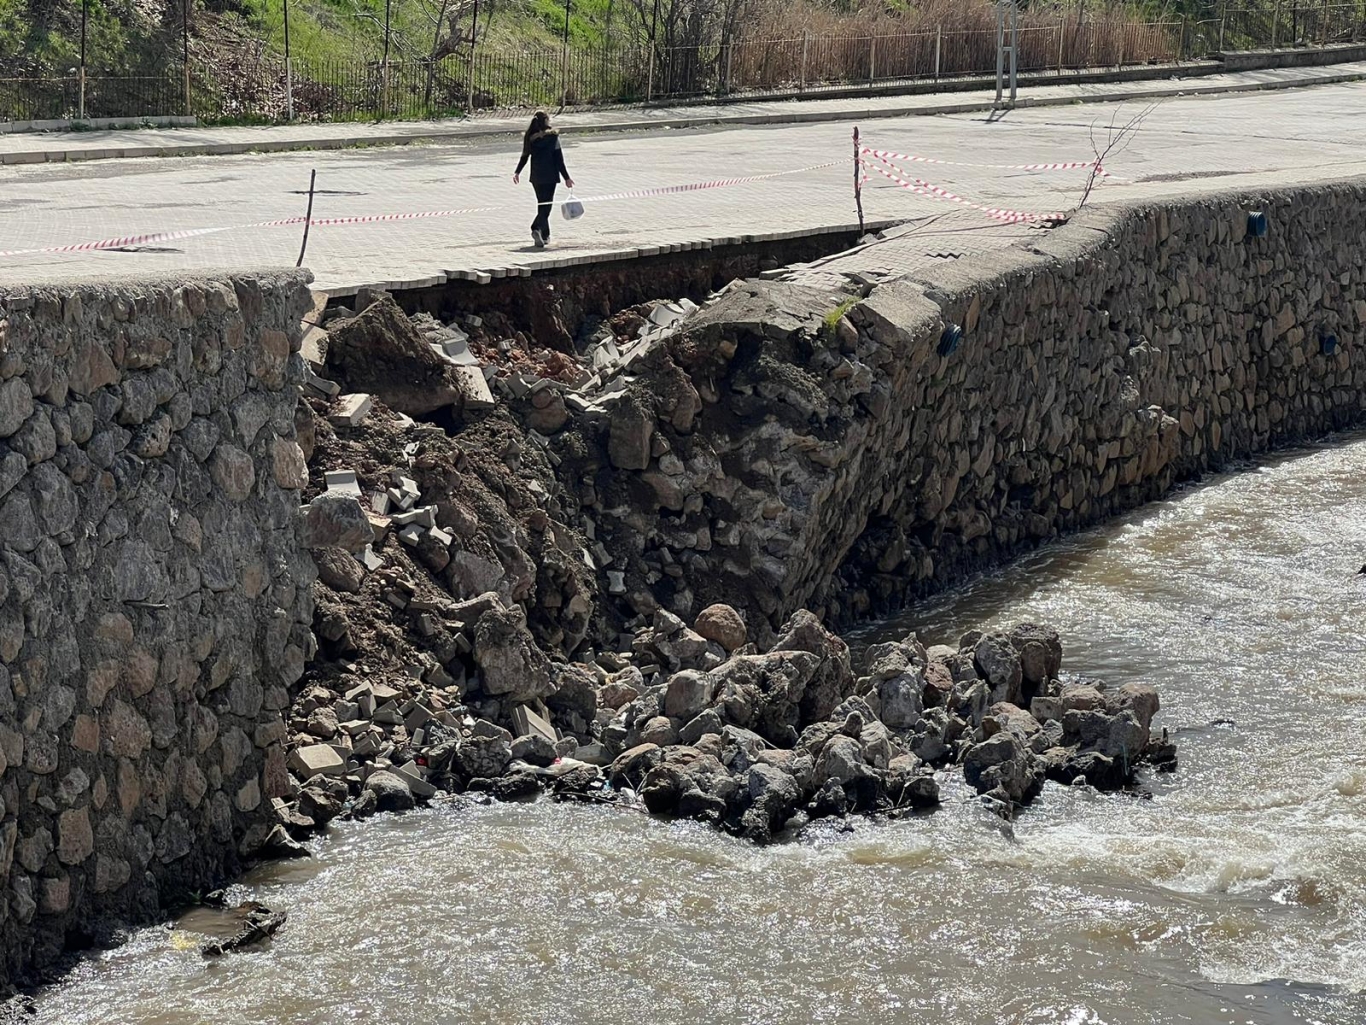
[34,435,1366,1025]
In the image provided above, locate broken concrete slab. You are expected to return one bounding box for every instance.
[511,705,557,745]
[394,761,438,799]
[324,469,363,497]
[287,745,347,778]
[391,505,437,528]
[328,394,373,428]
[304,368,341,398]
[454,365,496,411]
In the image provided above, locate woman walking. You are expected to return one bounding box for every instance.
[513,111,574,249]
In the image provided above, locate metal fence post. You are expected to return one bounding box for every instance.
[869,34,876,85]
[283,0,293,120]
[1219,10,1226,51]
[1180,15,1189,60]
[1058,17,1065,75]
[800,30,809,92]
[646,0,658,103]
[995,3,1005,104]
[183,0,191,116]
[78,0,87,120]
[1322,0,1330,43]
[1009,1,1018,104]
[1272,1,1281,47]
[935,25,942,80]
[381,0,392,117]
[560,0,571,110]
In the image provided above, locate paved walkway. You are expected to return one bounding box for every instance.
[2,76,1365,294]
[1,61,1364,166]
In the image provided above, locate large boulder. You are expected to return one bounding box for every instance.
[973,633,1023,706]
[768,610,855,724]
[739,763,802,844]
[324,296,469,415]
[1008,623,1063,689]
[694,604,748,651]
[473,602,553,703]
[363,770,415,812]
[813,734,865,787]
[300,493,371,551]
[663,669,714,720]
[456,735,513,779]
[962,732,1043,806]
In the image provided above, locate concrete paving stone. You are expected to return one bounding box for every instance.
[328,394,373,428]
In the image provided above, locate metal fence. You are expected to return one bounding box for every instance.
[2,6,1363,125]
[1219,2,1366,48]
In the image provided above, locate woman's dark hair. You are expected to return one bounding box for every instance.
[524,110,551,145]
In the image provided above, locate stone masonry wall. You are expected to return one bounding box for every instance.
[587,182,1366,632]
[0,271,315,984]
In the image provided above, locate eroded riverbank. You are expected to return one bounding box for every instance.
[30,434,1366,1025]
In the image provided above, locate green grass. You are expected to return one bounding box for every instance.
[822,296,859,337]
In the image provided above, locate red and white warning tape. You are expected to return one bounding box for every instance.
[860,145,1107,176]
[0,225,235,258]
[0,161,843,261]
[862,150,1069,225]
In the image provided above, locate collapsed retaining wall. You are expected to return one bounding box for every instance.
[0,271,315,984]
[580,182,1366,629]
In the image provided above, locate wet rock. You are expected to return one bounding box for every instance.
[640,762,689,814]
[1009,623,1062,689]
[297,783,345,826]
[973,633,1023,706]
[201,903,288,957]
[740,763,801,844]
[456,735,513,779]
[363,770,416,813]
[511,733,557,768]
[962,731,1043,806]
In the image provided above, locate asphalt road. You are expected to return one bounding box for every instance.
[3,76,1366,293]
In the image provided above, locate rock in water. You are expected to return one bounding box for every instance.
[201,903,288,956]
[363,770,415,812]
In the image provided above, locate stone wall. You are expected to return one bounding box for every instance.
[584,182,1366,632]
[0,271,315,984]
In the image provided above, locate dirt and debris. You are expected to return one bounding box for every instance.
[262,279,1175,853]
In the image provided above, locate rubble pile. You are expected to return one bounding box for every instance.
[275,284,1175,846]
